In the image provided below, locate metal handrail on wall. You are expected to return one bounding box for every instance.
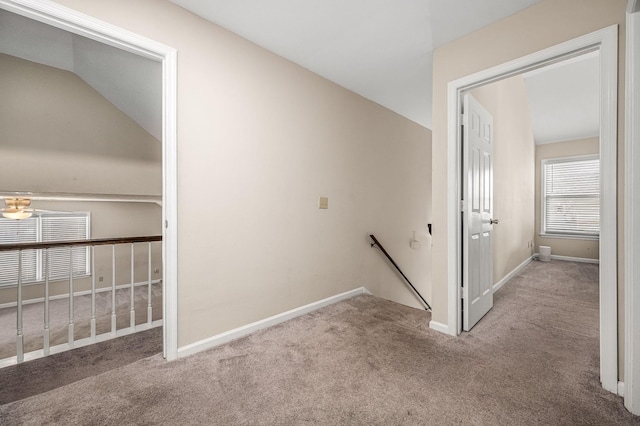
[370,234,431,311]
[0,235,162,367]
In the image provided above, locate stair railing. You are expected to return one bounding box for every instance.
[0,235,162,367]
[370,234,431,311]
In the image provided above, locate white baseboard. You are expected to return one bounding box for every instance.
[551,254,599,264]
[533,253,599,264]
[177,287,370,359]
[429,256,534,337]
[618,381,625,397]
[0,279,162,310]
[493,255,534,292]
[429,320,454,335]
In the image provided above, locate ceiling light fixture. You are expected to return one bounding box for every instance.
[2,198,33,220]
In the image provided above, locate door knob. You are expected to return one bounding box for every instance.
[490,218,499,225]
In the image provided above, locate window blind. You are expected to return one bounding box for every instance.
[0,213,90,286]
[0,218,38,284]
[41,215,90,281]
[543,157,600,237]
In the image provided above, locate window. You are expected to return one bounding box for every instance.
[541,155,599,238]
[0,212,91,286]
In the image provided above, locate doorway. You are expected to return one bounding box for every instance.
[0,0,178,360]
[460,51,601,330]
[447,25,618,393]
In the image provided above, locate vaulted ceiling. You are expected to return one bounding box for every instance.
[0,9,162,140]
[171,0,543,130]
[523,52,600,145]
[1,1,600,144]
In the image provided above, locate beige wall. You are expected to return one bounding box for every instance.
[0,201,162,305]
[470,75,535,285]
[47,0,433,347]
[431,0,626,377]
[535,138,600,259]
[0,53,161,196]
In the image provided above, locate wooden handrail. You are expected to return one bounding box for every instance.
[0,235,162,252]
[370,234,431,311]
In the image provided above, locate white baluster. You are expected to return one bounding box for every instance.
[111,245,116,335]
[43,248,50,356]
[68,246,74,348]
[147,242,152,324]
[91,245,96,339]
[16,250,24,363]
[130,243,135,328]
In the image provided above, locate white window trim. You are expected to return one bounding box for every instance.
[538,233,599,241]
[540,154,600,240]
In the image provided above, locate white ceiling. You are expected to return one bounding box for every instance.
[0,10,162,140]
[1,1,599,145]
[523,53,600,145]
[171,0,542,129]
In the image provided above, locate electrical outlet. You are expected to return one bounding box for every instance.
[99,276,104,282]
[154,268,160,274]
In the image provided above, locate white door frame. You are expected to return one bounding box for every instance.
[625,0,640,415]
[445,25,619,393]
[0,0,179,361]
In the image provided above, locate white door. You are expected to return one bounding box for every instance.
[462,93,495,331]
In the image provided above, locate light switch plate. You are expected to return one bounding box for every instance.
[318,196,329,209]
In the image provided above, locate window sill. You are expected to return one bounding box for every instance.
[539,233,599,241]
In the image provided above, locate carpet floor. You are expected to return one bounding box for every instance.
[1,260,639,425]
[0,327,162,405]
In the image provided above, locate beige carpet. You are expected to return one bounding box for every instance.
[0,327,162,405]
[1,260,639,425]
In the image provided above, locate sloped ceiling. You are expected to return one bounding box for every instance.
[523,53,600,145]
[0,9,162,141]
[171,0,542,129]
[2,2,599,144]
